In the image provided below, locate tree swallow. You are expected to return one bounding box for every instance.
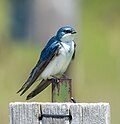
[17,26,76,100]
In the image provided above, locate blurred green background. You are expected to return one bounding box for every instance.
[0,0,120,123]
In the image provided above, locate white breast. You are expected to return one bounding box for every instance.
[41,41,74,79]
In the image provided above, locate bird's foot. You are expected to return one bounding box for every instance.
[51,76,60,84]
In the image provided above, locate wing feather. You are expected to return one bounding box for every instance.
[26,79,51,100]
[17,39,59,95]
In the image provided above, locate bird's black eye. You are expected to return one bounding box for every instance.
[64,30,72,33]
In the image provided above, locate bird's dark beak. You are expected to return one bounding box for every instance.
[72,31,77,34]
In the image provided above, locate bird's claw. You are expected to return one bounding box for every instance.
[51,76,60,84]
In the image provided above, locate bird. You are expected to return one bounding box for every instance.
[17,26,76,100]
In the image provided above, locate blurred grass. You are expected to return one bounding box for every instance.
[0,0,120,123]
[73,0,120,124]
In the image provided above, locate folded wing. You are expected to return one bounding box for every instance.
[17,39,59,96]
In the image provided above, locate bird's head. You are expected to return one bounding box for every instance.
[56,26,76,42]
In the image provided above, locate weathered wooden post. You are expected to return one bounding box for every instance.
[9,102,110,124]
[9,78,110,124]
